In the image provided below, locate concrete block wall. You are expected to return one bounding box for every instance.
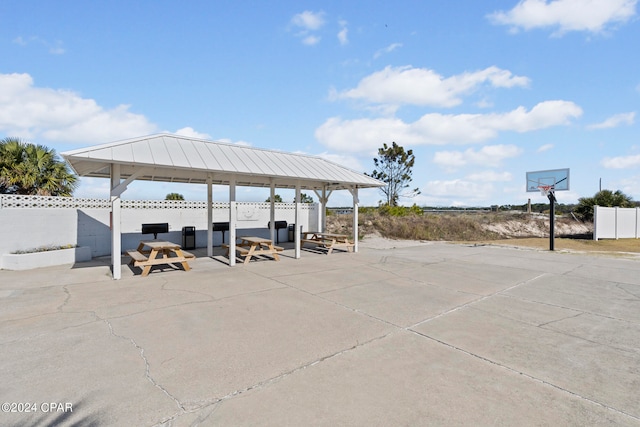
[0,196,318,263]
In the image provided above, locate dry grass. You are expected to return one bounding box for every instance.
[474,237,640,255]
[326,211,640,255]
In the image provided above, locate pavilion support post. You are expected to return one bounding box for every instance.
[350,187,359,253]
[207,175,213,257]
[269,181,276,242]
[110,164,122,280]
[295,183,301,259]
[229,178,237,266]
[314,186,331,232]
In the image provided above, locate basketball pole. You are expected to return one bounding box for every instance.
[548,190,556,251]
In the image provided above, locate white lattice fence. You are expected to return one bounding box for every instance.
[0,194,110,209]
[0,195,310,212]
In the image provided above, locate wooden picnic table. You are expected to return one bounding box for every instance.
[300,231,354,254]
[223,236,283,264]
[126,240,194,276]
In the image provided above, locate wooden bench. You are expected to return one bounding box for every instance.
[181,250,196,259]
[300,238,332,248]
[127,241,193,276]
[222,239,283,264]
[126,250,149,266]
[221,243,250,256]
[300,233,355,254]
[221,244,282,254]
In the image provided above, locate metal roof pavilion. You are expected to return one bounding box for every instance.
[61,133,383,191]
[61,134,384,279]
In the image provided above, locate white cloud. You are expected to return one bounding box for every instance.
[12,35,65,54]
[424,179,494,200]
[291,11,326,45]
[616,174,640,196]
[317,152,365,173]
[537,143,554,152]
[602,154,640,168]
[291,11,326,31]
[316,100,582,153]
[373,43,403,59]
[0,73,157,143]
[216,137,252,147]
[302,35,321,46]
[335,65,530,108]
[488,0,638,35]
[174,127,211,139]
[587,112,635,129]
[433,145,523,170]
[12,36,27,46]
[466,171,513,182]
[338,20,349,45]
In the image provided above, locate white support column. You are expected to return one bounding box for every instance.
[295,183,301,259]
[350,187,359,253]
[314,186,331,232]
[110,164,122,280]
[269,181,276,242]
[229,178,237,266]
[207,175,213,257]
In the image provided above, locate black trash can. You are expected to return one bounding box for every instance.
[182,226,196,249]
[288,224,295,242]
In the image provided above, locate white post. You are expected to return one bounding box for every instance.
[207,175,213,257]
[351,187,359,253]
[295,183,301,259]
[110,164,122,280]
[615,207,619,240]
[229,178,237,266]
[269,181,276,242]
[593,205,599,241]
[636,207,639,239]
[314,186,332,232]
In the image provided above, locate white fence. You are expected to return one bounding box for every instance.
[593,205,640,240]
[0,195,319,263]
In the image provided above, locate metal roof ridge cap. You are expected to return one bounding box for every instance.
[60,133,171,156]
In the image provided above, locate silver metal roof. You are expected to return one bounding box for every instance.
[61,133,384,190]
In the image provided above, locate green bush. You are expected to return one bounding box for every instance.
[377,203,423,217]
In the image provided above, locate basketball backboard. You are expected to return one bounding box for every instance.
[526,168,570,193]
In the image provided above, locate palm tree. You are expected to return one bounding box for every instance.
[165,193,184,200]
[0,137,78,196]
[575,189,634,221]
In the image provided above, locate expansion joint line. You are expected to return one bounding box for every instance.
[199,332,396,409]
[409,329,640,422]
[409,273,548,330]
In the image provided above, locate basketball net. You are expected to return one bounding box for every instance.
[538,185,554,197]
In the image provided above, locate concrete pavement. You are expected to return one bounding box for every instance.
[1,240,639,426]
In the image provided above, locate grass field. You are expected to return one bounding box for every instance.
[475,237,640,256]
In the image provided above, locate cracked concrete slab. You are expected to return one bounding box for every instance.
[197,331,635,426]
[320,276,481,328]
[1,242,639,426]
[413,305,640,419]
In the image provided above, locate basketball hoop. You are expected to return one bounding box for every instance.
[538,185,554,197]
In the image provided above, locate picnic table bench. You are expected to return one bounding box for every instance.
[222,236,283,264]
[300,231,355,254]
[126,240,194,276]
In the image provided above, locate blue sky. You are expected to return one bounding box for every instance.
[1,0,639,207]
